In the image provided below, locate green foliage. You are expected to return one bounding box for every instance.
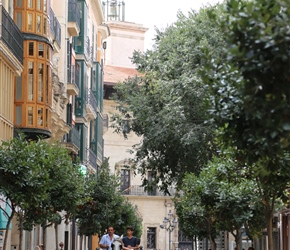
[0,134,86,250]
[76,159,142,237]
[175,155,265,244]
[202,0,290,248]
[111,3,227,192]
[21,141,85,230]
[0,134,50,214]
[206,0,290,166]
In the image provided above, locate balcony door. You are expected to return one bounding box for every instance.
[120,169,130,194]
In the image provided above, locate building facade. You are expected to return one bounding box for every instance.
[101,3,182,250]
[0,0,108,250]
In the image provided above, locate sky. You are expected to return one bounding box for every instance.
[124,0,221,49]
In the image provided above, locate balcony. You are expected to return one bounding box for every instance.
[0,5,24,64]
[68,0,81,36]
[97,140,103,165]
[86,89,97,120]
[67,65,79,96]
[123,185,177,196]
[87,148,97,172]
[62,126,80,155]
[49,7,61,49]
[85,36,92,64]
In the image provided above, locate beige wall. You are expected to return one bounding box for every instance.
[104,21,148,68]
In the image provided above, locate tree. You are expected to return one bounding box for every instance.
[76,159,142,238]
[111,3,226,192]
[0,135,50,250]
[0,135,85,250]
[203,0,290,249]
[21,141,85,250]
[175,155,265,250]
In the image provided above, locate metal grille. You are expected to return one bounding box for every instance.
[121,169,130,194]
[147,227,156,249]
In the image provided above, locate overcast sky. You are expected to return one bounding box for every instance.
[124,0,221,49]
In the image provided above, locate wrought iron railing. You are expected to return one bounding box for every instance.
[68,0,81,32]
[0,5,23,64]
[123,185,177,196]
[75,64,80,89]
[66,126,80,150]
[87,89,98,114]
[68,64,77,84]
[97,140,103,163]
[85,36,91,61]
[88,148,97,170]
[49,7,61,47]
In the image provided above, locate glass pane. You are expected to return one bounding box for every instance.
[16,12,22,30]
[36,16,41,33]
[38,108,43,126]
[16,76,22,100]
[16,0,23,7]
[38,43,44,57]
[45,109,48,127]
[46,65,49,103]
[43,17,47,35]
[28,13,33,31]
[29,42,34,56]
[16,106,22,125]
[28,62,34,101]
[38,63,44,102]
[28,0,33,8]
[37,0,41,10]
[46,45,50,60]
[28,106,33,125]
[43,0,47,12]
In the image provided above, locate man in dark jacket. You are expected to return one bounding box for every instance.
[122,226,139,250]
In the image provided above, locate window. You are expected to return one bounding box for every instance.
[147,171,157,195]
[37,107,43,126]
[27,13,33,31]
[16,12,23,30]
[16,106,22,125]
[46,64,49,104]
[36,15,41,33]
[43,0,47,12]
[120,169,130,194]
[28,42,34,56]
[16,76,22,101]
[36,0,41,11]
[28,0,33,8]
[16,0,23,7]
[147,228,156,249]
[38,43,44,57]
[27,106,34,125]
[45,109,48,127]
[38,63,44,102]
[43,17,47,35]
[28,62,34,101]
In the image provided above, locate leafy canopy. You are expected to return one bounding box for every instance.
[112,3,226,192]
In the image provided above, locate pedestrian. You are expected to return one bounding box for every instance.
[122,226,139,250]
[248,247,255,250]
[99,226,119,250]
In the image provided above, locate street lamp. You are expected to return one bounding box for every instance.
[160,210,178,250]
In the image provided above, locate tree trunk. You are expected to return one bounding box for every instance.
[79,235,83,250]
[266,210,274,250]
[54,223,59,250]
[42,226,47,250]
[209,239,216,250]
[18,214,24,250]
[3,210,14,250]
